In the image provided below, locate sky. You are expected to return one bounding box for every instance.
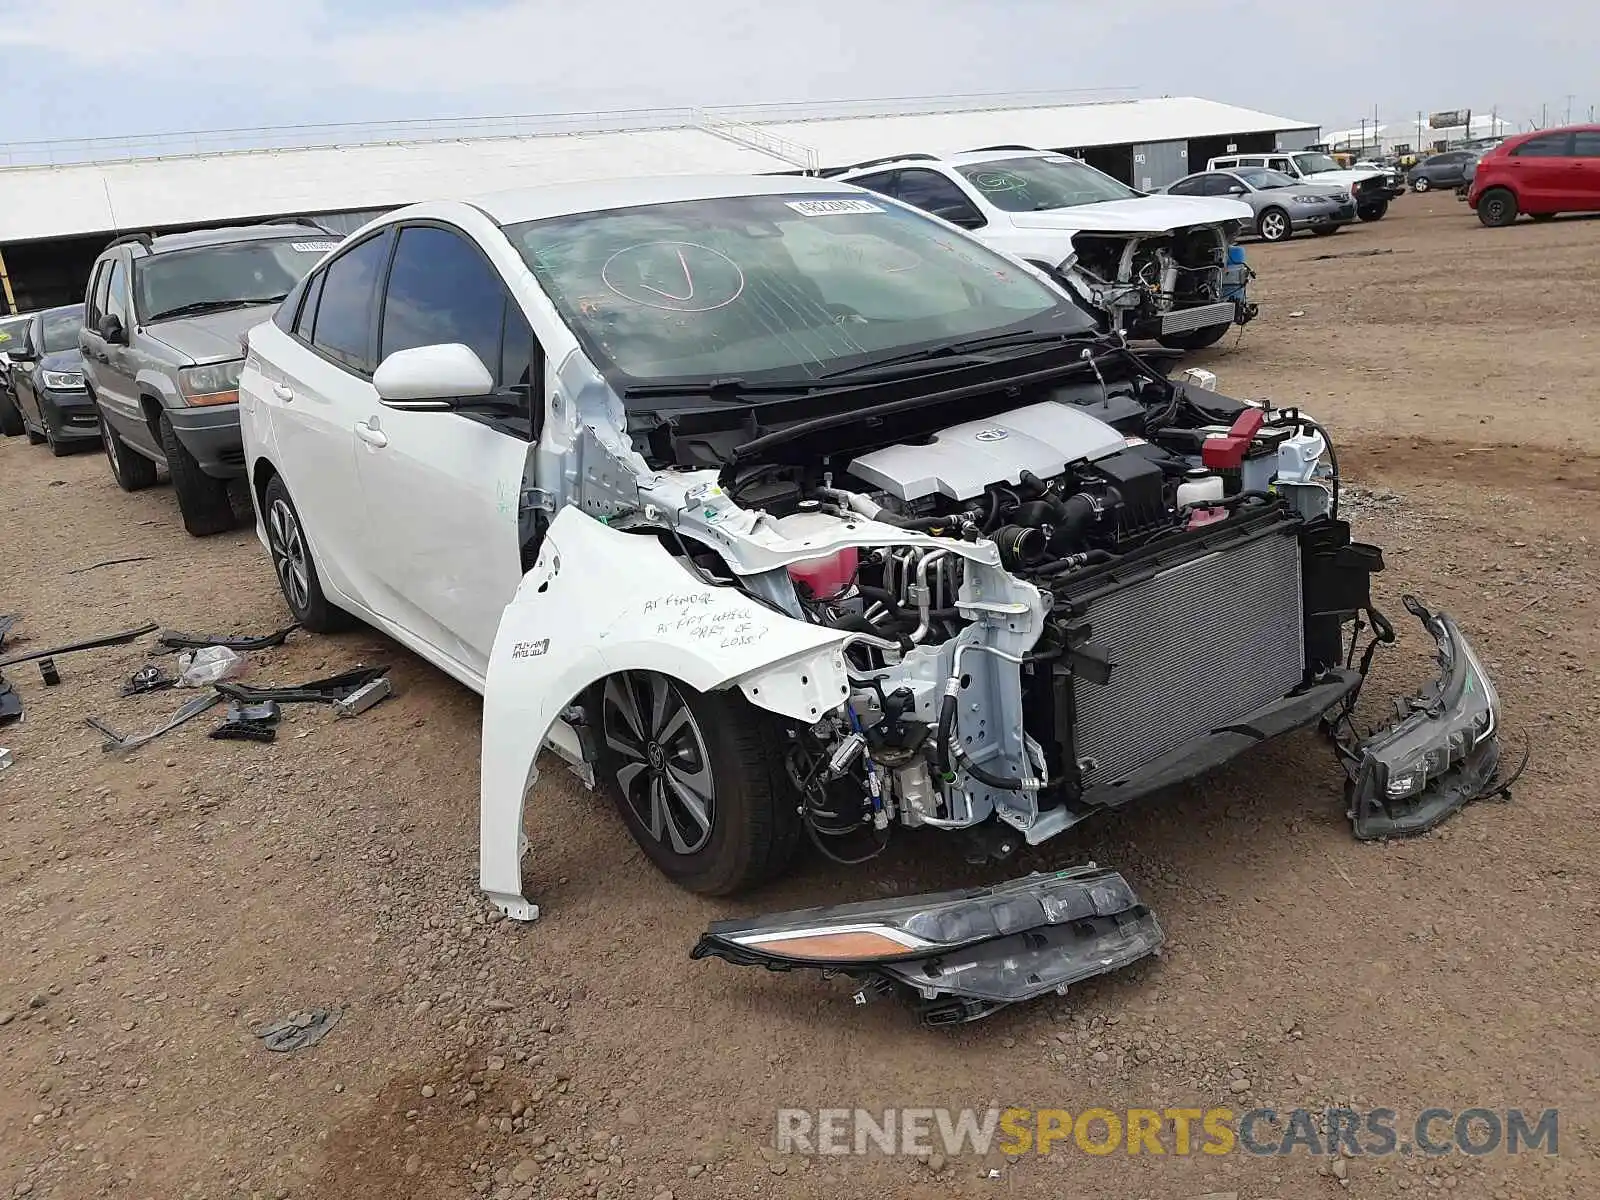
[0,0,1592,146]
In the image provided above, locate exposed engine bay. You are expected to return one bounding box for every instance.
[1065,227,1256,343]
[486,341,1521,1025]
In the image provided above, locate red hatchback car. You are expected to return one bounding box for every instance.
[1467,125,1600,226]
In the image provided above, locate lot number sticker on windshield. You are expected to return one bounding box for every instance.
[784,199,884,217]
[291,241,340,252]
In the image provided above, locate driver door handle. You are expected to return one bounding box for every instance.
[272,383,295,402]
[354,420,388,449]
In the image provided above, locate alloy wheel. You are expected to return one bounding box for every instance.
[267,497,311,614]
[601,672,716,855]
[1261,211,1288,241]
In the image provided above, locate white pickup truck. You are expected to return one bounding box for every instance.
[1206,151,1403,221]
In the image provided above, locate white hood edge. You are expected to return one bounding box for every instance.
[1009,194,1254,235]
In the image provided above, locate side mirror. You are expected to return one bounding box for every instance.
[9,338,36,363]
[373,343,494,410]
[1228,185,1248,195]
[99,314,127,345]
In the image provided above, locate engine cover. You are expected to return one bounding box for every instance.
[847,402,1128,503]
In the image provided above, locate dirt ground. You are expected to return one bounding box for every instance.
[2,194,1598,1200]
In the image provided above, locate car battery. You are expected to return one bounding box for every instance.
[1199,408,1297,494]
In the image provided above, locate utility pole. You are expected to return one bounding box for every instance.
[1540,102,1547,128]
[1565,95,1575,124]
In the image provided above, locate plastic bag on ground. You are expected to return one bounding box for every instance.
[176,645,244,687]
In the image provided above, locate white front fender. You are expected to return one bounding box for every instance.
[479,507,853,920]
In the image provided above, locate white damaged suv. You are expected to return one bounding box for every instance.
[237,174,1512,1024]
[832,148,1257,351]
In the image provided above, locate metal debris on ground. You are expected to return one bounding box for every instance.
[1308,247,1403,263]
[0,614,19,651]
[65,555,154,575]
[332,676,392,717]
[210,700,282,743]
[86,692,224,754]
[0,622,158,669]
[157,623,299,652]
[0,679,22,727]
[0,748,12,771]
[122,665,176,696]
[38,658,60,686]
[255,1007,341,1052]
[217,666,389,706]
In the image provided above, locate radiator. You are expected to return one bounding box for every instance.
[1070,528,1305,790]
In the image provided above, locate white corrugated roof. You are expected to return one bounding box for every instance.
[0,96,1314,244]
[761,97,1314,165]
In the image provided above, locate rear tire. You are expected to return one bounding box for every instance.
[594,673,800,896]
[0,389,22,436]
[1256,207,1292,242]
[1477,187,1518,227]
[261,474,355,634]
[100,409,158,491]
[158,412,235,536]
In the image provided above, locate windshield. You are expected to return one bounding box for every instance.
[134,238,335,323]
[1293,153,1342,175]
[953,156,1139,212]
[505,193,1087,393]
[41,306,84,354]
[1235,167,1297,190]
[0,315,31,351]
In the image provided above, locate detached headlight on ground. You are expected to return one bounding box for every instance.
[178,359,244,406]
[42,368,84,389]
[1347,595,1505,839]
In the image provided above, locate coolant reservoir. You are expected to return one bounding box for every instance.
[1176,470,1225,507]
[775,508,859,601]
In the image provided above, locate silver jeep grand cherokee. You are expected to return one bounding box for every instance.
[80,222,339,535]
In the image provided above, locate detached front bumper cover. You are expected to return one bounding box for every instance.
[691,866,1163,1026]
[1342,594,1525,839]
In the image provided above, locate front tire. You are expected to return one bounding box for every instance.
[1357,198,1389,221]
[158,412,235,536]
[261,474,355,634]
[100,409,158,491]
[1477,187,1518,227]
[1256,207,1292,242]
[0,389,22,436]
[1413,176,1431,192]
[595,672,800,896]
[1157,322,1232,351]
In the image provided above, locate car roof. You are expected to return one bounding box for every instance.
[465,174,860,226]
[144,223,330,255]
[41,302,84,318]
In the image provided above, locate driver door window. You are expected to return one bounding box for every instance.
[1203,174,1240,196]
[889,170,986,228]
[1168,177,1203,196]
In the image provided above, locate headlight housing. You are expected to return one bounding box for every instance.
[41,368,85,390]
[1294,194,1332,204]
[1348,595,1503,839]
[178,359,244,406]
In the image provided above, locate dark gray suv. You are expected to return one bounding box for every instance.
[79,222,340,535]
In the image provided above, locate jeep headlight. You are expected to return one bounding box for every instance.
[41,368,85,390]
[178,359,244,406]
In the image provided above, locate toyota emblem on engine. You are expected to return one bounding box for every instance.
[974,428,1009,442]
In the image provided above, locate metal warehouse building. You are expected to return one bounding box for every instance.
[0,92,1317,311]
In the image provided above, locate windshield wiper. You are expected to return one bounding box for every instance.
[621,377,820,401]
[817,329,1091,381]
[144,295,285,323]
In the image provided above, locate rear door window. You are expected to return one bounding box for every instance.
[310,232,391,374]
[1513,134,1573,157]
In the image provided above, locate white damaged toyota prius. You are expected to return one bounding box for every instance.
[238,174,1513,1025]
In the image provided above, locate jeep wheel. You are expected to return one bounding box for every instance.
[262,474,355,634]
[1477,188,1518,228]
[1256,207,1292,242]
[1357,199,1389,221]
[594,672,800,896]
[101,410,158,491]
[158,412,235,536]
